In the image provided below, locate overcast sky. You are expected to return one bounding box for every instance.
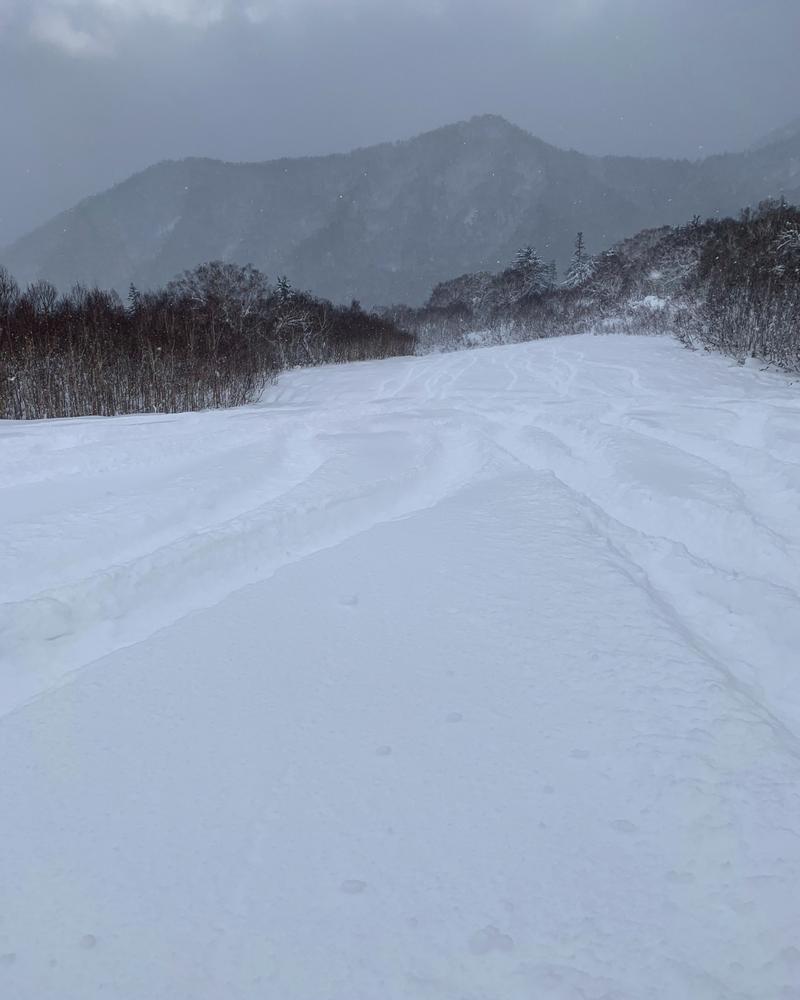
[2,0,799,246]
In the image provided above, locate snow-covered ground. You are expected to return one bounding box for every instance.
[1,334,799,999]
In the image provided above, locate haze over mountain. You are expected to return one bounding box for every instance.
[4,114,800,306]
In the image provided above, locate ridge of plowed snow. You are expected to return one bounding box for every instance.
[1,334,799,999]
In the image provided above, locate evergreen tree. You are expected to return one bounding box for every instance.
[563,232,595,288]
[511,245,549,295]
[276,275,293,303]
[513,246,538,271]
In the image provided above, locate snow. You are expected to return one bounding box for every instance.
[1,333,799,999]
[636,294,668,310]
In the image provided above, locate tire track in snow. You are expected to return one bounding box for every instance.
[468,344,800,739]
[2,335,798,735]
[0,415,501,716]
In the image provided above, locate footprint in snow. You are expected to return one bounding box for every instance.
[468,925,514,956]
[340,880,367,895]
[569,749,590,759]
[611,819,638,834]
[339,595,359,608]
[779,946,800,967]
[666,870,695,884]
[446,712,463,723]
[80,935,98,950]
[0,953,16,966]
[375,745,392,757]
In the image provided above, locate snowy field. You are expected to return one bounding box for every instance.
[1,334,800,1000]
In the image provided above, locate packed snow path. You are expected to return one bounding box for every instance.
[1,334,799,999]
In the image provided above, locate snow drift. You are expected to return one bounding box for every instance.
[1,334,799,999]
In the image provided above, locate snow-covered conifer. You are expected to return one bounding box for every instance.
[563,232,596,288]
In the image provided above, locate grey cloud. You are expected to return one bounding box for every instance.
[3,0,607,55]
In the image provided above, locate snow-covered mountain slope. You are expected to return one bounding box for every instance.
[1,335,799,999]
[5,113,800,306]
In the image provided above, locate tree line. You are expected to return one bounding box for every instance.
[3,202,797,421]
[0,262,416,419]
[385,202,800,371]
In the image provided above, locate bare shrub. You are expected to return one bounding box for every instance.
[0,265,415,420]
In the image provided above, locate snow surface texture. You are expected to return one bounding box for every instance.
[1,334,799,999]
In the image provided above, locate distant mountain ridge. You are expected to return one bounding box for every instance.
[750,116,800,152]
[3,114,800,306]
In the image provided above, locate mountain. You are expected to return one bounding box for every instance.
[750,116,800,152]
[3,114,800,306]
